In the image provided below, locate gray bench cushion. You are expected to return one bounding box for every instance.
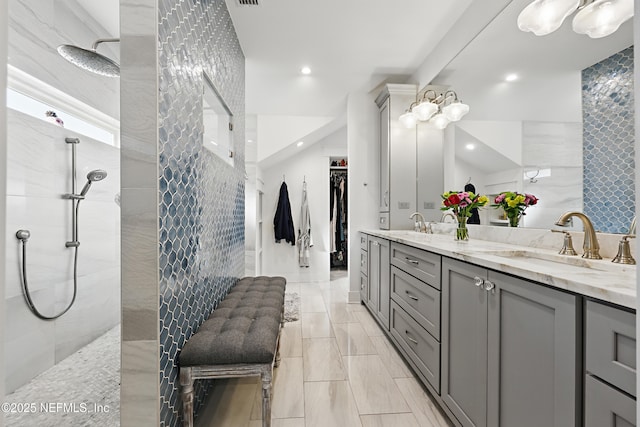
[179,276,286,366]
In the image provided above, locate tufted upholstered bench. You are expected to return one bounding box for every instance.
[179,276,287,427]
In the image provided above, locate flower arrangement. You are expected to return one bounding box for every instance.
[493,192,538,227]
[441,191,489,240]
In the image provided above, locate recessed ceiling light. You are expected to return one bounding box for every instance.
[297,141,304,147]
[247,139,253,143]
[465,143,475,150]
[301,66,311,75]
[505,73,518,82]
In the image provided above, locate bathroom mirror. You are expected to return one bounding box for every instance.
[424,0,634,233]
[203,72,234,167]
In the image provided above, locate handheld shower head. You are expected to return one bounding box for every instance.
[79,169,108,197]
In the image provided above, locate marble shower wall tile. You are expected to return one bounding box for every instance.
[8,0,120,119]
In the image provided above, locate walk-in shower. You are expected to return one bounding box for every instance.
[16,137,107,320]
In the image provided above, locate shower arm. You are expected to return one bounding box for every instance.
[91,38,120,51]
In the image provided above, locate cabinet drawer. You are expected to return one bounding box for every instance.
[360,273,368,302]
[391,265,440,340]
[360,233,368,250]
[360,249,368,275]
[585,374,636,427]
[391,242,441,289]
[586,300,636,397]
[390,300,440,393]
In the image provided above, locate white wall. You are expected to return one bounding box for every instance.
[347,90,380,302]
[261,127,347,282]
[4,0,120,393]
[257,115,335,161]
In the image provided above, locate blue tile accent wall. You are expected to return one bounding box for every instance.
[582,46,635,234]
[158,1,245,425]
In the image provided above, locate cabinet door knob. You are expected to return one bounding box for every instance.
[405,257,419,265]
[405,330,419,345]
[474,276,485,288]
[484,280,495,293]
[405,290,419,301]
[372,241,380,246]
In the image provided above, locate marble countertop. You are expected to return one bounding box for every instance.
[362,229,636,309]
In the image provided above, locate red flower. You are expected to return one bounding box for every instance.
[447,194,461,205]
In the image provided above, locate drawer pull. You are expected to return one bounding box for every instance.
[405,330,419,345]
[372,241,380,247]
[405,257,419,265]
[405,290,419,301]
[474,276,485,288]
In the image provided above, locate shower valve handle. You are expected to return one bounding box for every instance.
[16,229,31,242]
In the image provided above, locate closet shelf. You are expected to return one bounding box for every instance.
[330,166,348,171]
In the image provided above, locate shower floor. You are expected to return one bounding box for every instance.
[5,325,120,427]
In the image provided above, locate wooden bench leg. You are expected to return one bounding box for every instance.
[261,369,272,427]
[180,368,194,427]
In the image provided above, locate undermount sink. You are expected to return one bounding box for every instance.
[481,249,634,273]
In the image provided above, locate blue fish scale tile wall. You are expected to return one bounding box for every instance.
[158,0,245,425]
[582,46,635,234]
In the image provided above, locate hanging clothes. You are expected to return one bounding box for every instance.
[274,181,296,245]
[297,182,312,267]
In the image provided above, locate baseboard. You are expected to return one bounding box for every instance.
[347,290,361,303]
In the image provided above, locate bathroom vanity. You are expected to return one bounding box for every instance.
[359,230,636,427]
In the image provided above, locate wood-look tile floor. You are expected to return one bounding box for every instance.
[195,276,451,427]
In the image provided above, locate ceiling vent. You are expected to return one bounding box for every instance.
[236,0,260,5]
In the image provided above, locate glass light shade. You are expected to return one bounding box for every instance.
[442,101,470,121]
[517,0,580,35]
[412,100,438,121]
[572,0,633,38]
[399,111,417,128]
[430,113,450,130]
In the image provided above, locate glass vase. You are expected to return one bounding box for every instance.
[455,215,469,241]
[508,214,520,227]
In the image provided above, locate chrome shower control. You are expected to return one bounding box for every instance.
[16,229,31,241]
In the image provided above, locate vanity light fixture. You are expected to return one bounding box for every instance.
[518,0,633,38]
[399,89,470,129]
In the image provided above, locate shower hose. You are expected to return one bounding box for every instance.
[16,201,81,320]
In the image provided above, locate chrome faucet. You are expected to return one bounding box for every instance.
[410,212,427,233]
[440,211,456,223]
[554,211,602,259]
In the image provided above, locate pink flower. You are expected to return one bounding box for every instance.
[495,194,505,203]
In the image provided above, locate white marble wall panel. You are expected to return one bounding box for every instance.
[121,340,159,426]
[4,110,120,392]
[522,121,582,167]
[1,0,9,414]
[4,291,56,393]
[53,268,120,362]
[8,0,119,120]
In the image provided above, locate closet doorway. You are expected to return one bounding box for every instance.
[330,158,348,278]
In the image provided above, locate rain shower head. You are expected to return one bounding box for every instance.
[80,169,108,197]
[57,38,120,78]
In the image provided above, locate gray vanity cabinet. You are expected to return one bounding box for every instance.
[367,236,390,330]
[360,233,369,304]
[442,257,579,427]
[584,300,636,427]
[374,84,417,230]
